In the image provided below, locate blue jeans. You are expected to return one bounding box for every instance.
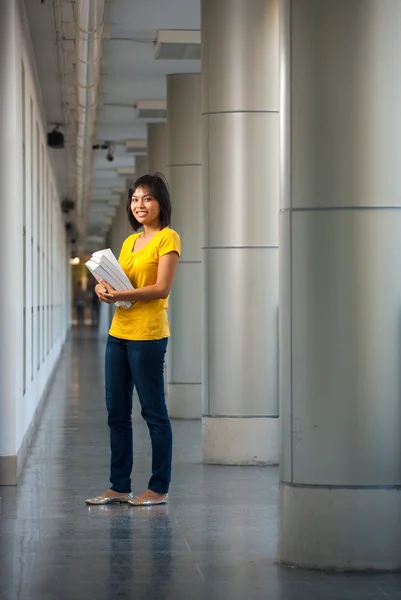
[105,335,171,494]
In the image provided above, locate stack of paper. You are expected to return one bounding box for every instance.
[85,248,134,309]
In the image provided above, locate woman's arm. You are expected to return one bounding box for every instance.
[102,251,180,304]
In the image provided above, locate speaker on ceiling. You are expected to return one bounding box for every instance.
[47,128,64,149]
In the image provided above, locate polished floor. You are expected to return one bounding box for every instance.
[0,330,400,600]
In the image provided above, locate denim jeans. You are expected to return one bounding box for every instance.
[105,335,171,494]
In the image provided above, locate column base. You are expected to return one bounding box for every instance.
[98,303,111,341]
[202,416,279,465]
[279,483,401,571]
[167,383,202,419]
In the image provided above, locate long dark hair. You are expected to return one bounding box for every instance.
[127,172,171,231]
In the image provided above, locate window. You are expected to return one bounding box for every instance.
[22,61,26,394]
[37,123,40,371]
[47,179,51,354]
[41,145,45,364]
[30,98,34,381]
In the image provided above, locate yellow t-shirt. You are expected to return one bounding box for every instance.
[109,228,181,341]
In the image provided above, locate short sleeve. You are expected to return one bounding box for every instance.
[158,229,181,258]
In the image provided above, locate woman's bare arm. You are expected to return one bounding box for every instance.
[101,251,180,304]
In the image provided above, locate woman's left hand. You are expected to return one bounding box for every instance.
[97,280,119,304]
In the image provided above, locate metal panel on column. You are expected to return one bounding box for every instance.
[202,0,279,464]
[279,0,401,570]
[167,73,202,419]
[135,155,148,177]
[147,122,170,395]
[169,166,202,385]
[147,123,167,175]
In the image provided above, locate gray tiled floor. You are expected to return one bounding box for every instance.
[0,330,400,600]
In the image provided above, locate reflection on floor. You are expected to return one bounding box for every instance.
[0,330,400,600]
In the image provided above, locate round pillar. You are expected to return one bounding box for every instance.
[201,0,280,464]
[147,122,170,396]
[135,154,148,177]
[147,123,167,175]
[167,73,202,419]
[279,0,401,569]
[0,0,22,483]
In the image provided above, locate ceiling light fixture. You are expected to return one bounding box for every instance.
[116,167,135,176]
[154,30,201,60]
[134,99,167,120]
[124,139,147,153]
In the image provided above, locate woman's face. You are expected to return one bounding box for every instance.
[131,185,161,228]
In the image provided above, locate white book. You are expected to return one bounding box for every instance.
[90,253,132,291]
[88,256,127,292]
[85,260,131,309]
[85,248,134,309]
[91,249,133,289]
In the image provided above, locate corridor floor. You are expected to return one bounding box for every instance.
[0,331,400,600]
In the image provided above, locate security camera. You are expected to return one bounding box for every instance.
[106,142,115,162]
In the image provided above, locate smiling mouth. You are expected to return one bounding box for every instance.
[136,211,148,217]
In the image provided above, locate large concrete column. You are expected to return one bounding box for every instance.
[279,0,401,570]
[201,0,279,464]
[147,123,167,175]
[0,0,23,484]
[135,154,148,177]
[147,122,170,397]
[167,74,202,419]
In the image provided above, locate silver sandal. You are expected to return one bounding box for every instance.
[85,493,129,505]
[127,493,168,506]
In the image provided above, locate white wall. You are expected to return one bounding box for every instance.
[0,0,70,481]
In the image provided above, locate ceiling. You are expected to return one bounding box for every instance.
[24,0,201,252]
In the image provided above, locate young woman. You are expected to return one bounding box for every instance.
[86,173,180,506]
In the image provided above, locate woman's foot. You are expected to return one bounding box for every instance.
[85,489,130,505]
[127,490,168,506]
